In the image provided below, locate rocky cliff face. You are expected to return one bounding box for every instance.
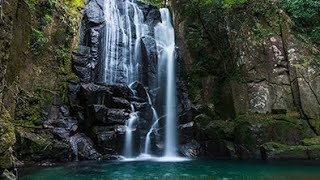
[0,0,30,178]
[1,0,82,178]
[170,0,320,159]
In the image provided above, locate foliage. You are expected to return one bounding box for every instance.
[31,28,49,55]
[282,0,320,44]
[15,0,84,124]
[223,0,247,8]
[141,0,166,7]
[181,0,246,102]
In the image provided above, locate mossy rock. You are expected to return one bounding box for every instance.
[194,114,212,127]
[261,142,320,160]
[0,106,16,169]
[302,136,320,146]
[206,139,236,159]
[233,113,315,159]
[234,121,261,159]
[309,119,320,135]
[0,169,16,180]
[15,127,71,162]
[205,120,235,140]
[15,127,52,161]
[235,113,315,145]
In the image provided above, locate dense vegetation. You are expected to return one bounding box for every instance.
[12,0,83,126]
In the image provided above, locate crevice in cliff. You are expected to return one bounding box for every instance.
[299,73,320,107]
[278,12,319,136]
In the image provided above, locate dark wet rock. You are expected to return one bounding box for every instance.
[107,109,130,125]
[53,128,70,140]
[90,126,122,154]
[15,127,71,163]
[106,84,133,99]
[129,81,148,100]
[132,102,152,120]
[180,140,201,158]
[69,133,101,160]
[145,9,161,27]
[47,105,60,121]
[68,81,81,93]
[140,37,158,88]
[60,106,70,117]
[43,118,78,141]
[194,114,212,127]
[72,65,92,83]
[178,106,199,125]
[110,97,131,109]
[87,105,108,125]
[84,0,105,24]
[79,83,113,106]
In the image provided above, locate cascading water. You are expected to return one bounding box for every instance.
[103,0,184,161]
[124,104,138,158]
[155,8,178,158]
[144,93,159,155]
[103,0,148,84]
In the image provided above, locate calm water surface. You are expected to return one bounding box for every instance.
[19,160,320,180]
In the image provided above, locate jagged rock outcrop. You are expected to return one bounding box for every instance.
[73,0,161,85]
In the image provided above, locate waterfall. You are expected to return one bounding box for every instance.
[124,104,138,158]
[144,92,159,154]
[103,0,147,84]
[103,0,182,160]
[155,9,177,157]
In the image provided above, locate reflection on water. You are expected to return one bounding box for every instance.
[20,160,320,180]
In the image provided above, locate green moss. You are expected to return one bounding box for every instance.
[206,120,235,140]
[231,113,315,159]
[31,28,49,55]
[223,0,247,8]
[282,0,320,44]
[0,106,16,169]
[15,127,51,155]
[234,121,257,151]
[261,142,320,160]
[302,136,320,146]
[262,142,305,153]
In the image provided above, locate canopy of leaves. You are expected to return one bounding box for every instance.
[282,0,320,44]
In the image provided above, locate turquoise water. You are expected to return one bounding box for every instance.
[20,160,320,180]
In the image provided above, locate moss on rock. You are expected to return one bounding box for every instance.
[261,142,320,160]
[0,106,16,169]
[302,136,320,146]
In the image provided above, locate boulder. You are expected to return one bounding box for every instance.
[107,109,130,125]
[90,126,122,154]
[78,83,113,106]
[69,133,101,160]
[129,81,148,100]
[15,127,71,163]
[180,140,201,158]
[110,97,131,109]
[84,0,105,24]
